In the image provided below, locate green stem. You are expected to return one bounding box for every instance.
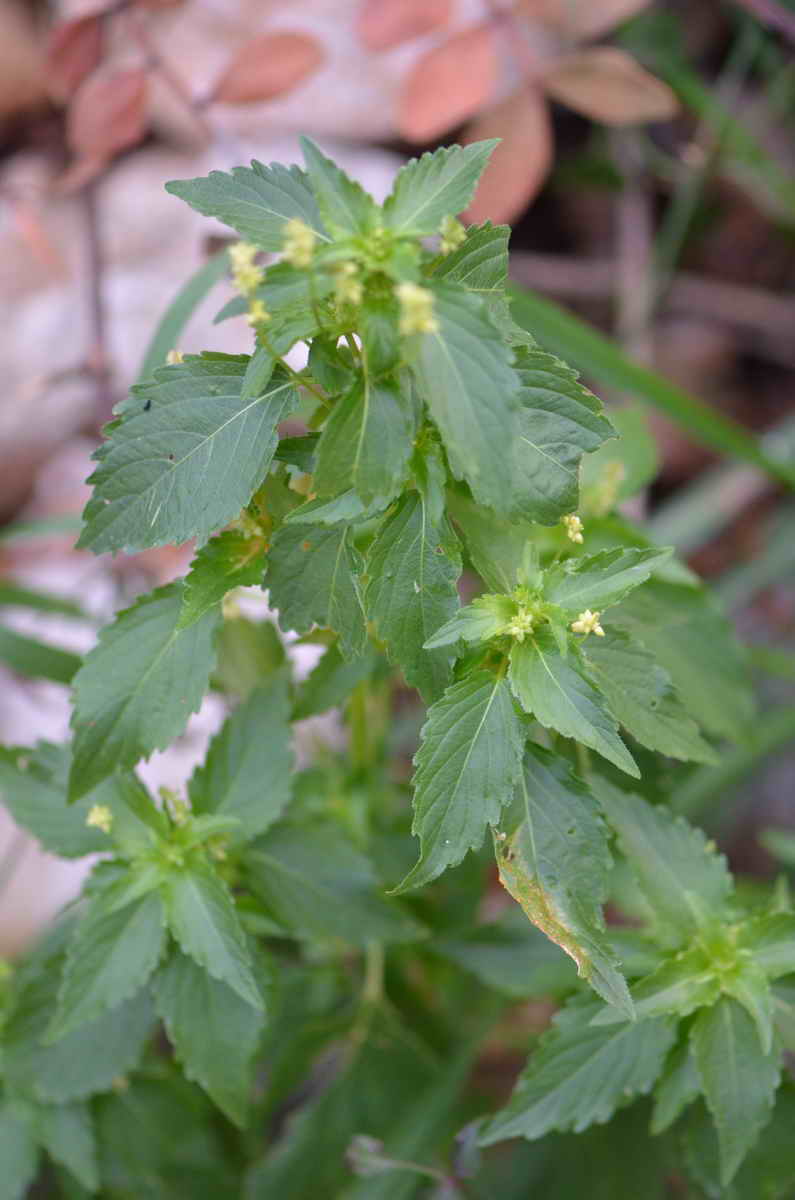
[349,680,372,771]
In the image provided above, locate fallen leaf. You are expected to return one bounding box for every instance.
[46,15,104,103]
[397,23,497,143]
[211,32,324,105]
[516,0,652,41]
[67,65,148,161]
[542,47,677,124]
[465,86,553,223]
[357,0,452,51]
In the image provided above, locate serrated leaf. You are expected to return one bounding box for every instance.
[300,136,380,234]
[398,670,524,891]
[383,140,498,234]
[245,823,423,945]
[722,959,775,1054]
[165,160,327,249]
[651,1042,701,1134]
[410,283,521,517]
[595,779,734,945]
[49,884,165,1039]
[266,524,367,658]
[446,490,530,594]
[611,577,754,741]
[424,593,516,649]
[188,678,292,841]
[0,1101,39,1200]
[496,745,631,1015]
[509,631,638,777]
[691,996,780,1185]
[178,530,267,629]
[365,491,461,702]
[292,643,378,720]
[154,950,265,1126]
[544,547,671,613]
[274,433,319,473]
[313,377,415,505]
[593,945,719,1026]
[69,583,220,801]
[433,221,509,304]
[507,344,616,524]
[581,631,716,764]
[284,490,387,526]
[78,356,297,554]
[37,1102,99,1192]
[738,913,795,979]
[162,861,263,1010]
[479,994,675,1145]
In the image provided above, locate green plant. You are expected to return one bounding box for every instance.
[1,138,793,1199]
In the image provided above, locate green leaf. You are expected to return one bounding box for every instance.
[0,1101,39,1200]
[595,779,734,945]
[178,530,268,630]
[433,909,577,998]
[69,583,220,801]
[292,643,378,720]
[738,913,795,979]
[410,284,521,517]
[154,950,265,1126]
[424,593,516,649]
[581,631,716,764]
[313,378,415,505]
[245,823,423,945]
[722,959,775,1055]
[398,670,525,891]
[691,996,781,1185]
[78,356,297,554]
[49,884,165,1039]
[137,248,231,383]
[580,404,659,509]
[162,860,263,1010]
[593,945,719,1026]
[611,578,754,742]
[0,626,80,684]
[165,160,327,249]
[509,631,638,777]
[651,1042,701,1134]
[383,140,498,234]
[496,745,631,1015]
[299,136,379,234]
[433,220,509,306]
[37,1103,99,1192]
[479,994,675,1145]
[188,679,292,841]
[265,524,367,659]
[273,433,319,473]
[365,491,462,702]
[0,581,83,618]
[507,344,616,524]
[446,490,530,594]
[544,547,671,614]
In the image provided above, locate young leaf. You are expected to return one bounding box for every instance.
[154,950,265,1127]
[37,1102,99,1192]
[0,1101,39,1200]
[299,136,380,234]
[543,547,671,614]
[245,823,423,945]
[364,491,462,702]
[178,529,268,630]
[691,996,780,1185]
[69,583,220,801]
[479,995,675,1145]
[496,744,632,1015]
[312,377,415,505]
[265,524,367,659]
[162,860,263,1010]
[410,284,521,517]
[738,913,795,979]
[49,884,165,1039]
[595,779,734,944]
[592,945,719,1026]
[398,670,525,891]
[188,678,293,841]
[383,140,498,234]
[651,1042,701,1135]
[424,593,516,649]
[78,356,297,554]
[165,160,327,249]
[509,631,638,777]
[581,631,716,764]
[722,959,775,1055]
[433,221,509,306]
[507,345,616,525]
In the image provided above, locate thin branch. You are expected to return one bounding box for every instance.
[128,9,213,144]
[82,180,115,423]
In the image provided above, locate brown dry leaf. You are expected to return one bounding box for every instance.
[542,47,677,124]
[46,15,105,103]
[67,65,148,161]
[211,32,325,105]
[465,87,553,224]
[397,23,498,144]
[516,0,651,41]
[357,0,452,51]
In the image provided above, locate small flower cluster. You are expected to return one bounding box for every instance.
[571,609,604,637]
[396,282,439,336]
[335,261,363,308]
[229,241,263,295]
[439,215,466,256]
[282,218,316,268]
[506,608,536,642]
[562,513,584,544]
[86,804,113,834]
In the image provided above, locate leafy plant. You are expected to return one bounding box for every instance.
[1,138,791,1198]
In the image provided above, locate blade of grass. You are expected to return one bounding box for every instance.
[0,627,81,685]
[136,247,230,384]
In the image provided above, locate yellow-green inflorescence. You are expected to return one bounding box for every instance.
[281,218,317,269]
[396,282,439,336]
[86,804,113,834]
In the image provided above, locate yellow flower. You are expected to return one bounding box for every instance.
[246,299,271,328]
[229,241,263,295]
[562,513,584,544]
[334,261,363,307]
[166,348,184,365]
[439,214,466,255]
[506,608,535,642]
[282,218,316,268]
[396,282,439,336]
[86,804,113,834]
[571,609,604,637]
